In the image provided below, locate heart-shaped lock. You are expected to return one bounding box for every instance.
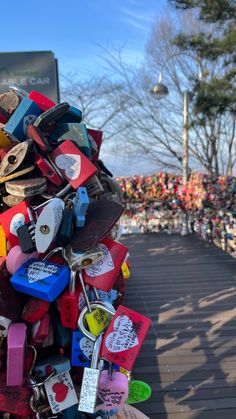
[98,370,128,410]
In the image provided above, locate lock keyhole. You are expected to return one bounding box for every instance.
[8,155,17,165]
[40,225,50,234]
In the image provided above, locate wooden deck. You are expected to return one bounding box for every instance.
[122,233,236,419]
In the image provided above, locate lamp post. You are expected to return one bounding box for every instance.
[150,53,202,234]
[150,52,202,186]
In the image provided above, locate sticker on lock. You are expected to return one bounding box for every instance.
[71,330,93,367]
[85,308,112,337]
[100,305,151,370]
[44,370,78,414]
[83,238,128,292]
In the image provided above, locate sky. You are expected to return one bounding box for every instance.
[1,0,169,175]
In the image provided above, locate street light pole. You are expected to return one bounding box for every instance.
[182,90,189,186]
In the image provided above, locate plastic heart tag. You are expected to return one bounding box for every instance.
[126,380,152,404]
[98,370,128,411]
[44,371,78,414]
[100,305,151,370]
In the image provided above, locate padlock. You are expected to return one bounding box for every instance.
[27,124,53,152]
[0,226,7,257]
[33,102,70,131]
[0,257,25,322]
[50,140,97,189]
[0,128,14,149]
[4,97,42,141]
[90,288,119,305]
[48,122,91,158]
[0,89,20,115]
[78,333,103,413]
[78,302,115,343]
[5,177,47,197]
[70,200,124,252]
[6,245,39,274]
[35,153,63,186]
[63,245,103,272]
[100,305,151,371]
[85,175,104,198]
[0,200,32,247]
[44,369,78,414]
[2,194,27,207]
[28,90,56,111]
[73,186,89,227]
[87,128,103,160]
[60,271,85,329]
[0,138,34,177]
[7,323,26,386]
[34,354,71,377]
[121,261,131,280]
[56,105,82,124]
[98,368,129,411]
[35,197,65,253]
[0,164,35,185]
[30,312,50,345]
[21,296,50,324]
[10,247,70,301]
[57,200,75,246]
[71,329,94,367]
[83,238,128,292]
[17,207,37,253]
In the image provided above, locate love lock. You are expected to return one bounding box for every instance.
[78,302,115,343]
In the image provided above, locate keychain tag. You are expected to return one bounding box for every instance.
[44,370,78,414]
[100,305,151,370]
[35,198,65,253]
[98,370,128,411]
[126,380,152,404]
[50,140,97,189]
[83,238,128,292]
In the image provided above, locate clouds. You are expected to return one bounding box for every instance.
[120,1,156,31]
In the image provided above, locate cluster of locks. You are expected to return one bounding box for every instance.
[0,88,152,418]
[118,173,236,254]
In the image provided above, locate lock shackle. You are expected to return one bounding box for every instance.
[91,333,103,369]
[9,85,28,98]
[31,184,72,211]
[78,271,91,312]
[69,270,77,294]
[78,302,115,342]
[42,247,64,261]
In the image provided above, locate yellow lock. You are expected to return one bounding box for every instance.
[0,129,12,149]
[0,225,7,256]
[121,262,131,280]
[85,308,112,336]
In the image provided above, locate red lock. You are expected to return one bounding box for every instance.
[60,271,86,329]
[100,305,151,370]
[83,237,128,292]
[30,313,50,345]
[50,140,97,189]
[87,128,103,160]
[0,201,31,247]
[35,153,63,186]
[21,296,50,324]
[28,90,56,112]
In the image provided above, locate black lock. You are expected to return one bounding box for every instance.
[57,201,75,246]
[17,221,36,253]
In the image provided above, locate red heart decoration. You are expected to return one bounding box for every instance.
[52,382,69,402]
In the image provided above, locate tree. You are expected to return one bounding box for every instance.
[170,0,236,117]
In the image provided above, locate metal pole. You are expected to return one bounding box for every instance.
[181,90,189,236]
[182,90,189,185]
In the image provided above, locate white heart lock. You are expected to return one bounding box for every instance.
[55,154,81,180]
[27,261,58,283]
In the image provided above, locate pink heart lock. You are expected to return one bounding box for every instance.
[98,370,129,411]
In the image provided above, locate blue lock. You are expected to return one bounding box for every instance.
[10,257,70,302]
[89,289,119,304]
[71,330,93,367]
[73,187,89,227]
[34,355,71,377]
[4,97,42,141]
